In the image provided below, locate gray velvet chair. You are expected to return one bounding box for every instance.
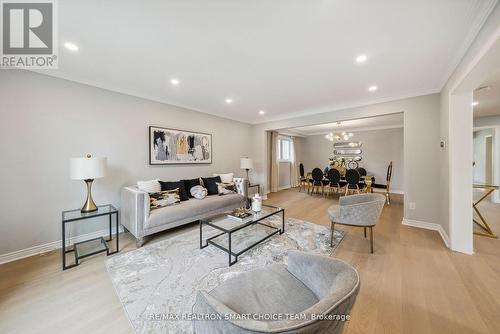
[328,193,385,253]
[192,251,360,334]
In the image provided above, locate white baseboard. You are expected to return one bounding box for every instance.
[402,218,450,248]
[0,226,124,265]
[277,185,291,191]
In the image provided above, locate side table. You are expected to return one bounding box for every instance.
[62,204,120,270]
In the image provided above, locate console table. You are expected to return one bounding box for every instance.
[473,184,498,238]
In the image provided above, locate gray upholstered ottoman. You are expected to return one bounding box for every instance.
[192,251,360,333]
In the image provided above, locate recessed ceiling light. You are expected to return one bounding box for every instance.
[259,110,265,115]
[170,78,180,86]
[225,98,233,104]
[356,54,367,63]
[368,85,378,92]
[64,42,79,52]
[472,101,479,106]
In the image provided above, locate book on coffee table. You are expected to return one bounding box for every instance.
[227,208,253,222]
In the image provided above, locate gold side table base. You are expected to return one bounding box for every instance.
[473,184,499,239]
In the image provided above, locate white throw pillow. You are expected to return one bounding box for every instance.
[137,179,161,193]
[213,173,234,183]
[190,185,207,199]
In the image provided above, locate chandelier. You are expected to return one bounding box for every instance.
[325,131,354,142]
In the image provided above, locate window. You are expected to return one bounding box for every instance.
[278,138,292,162]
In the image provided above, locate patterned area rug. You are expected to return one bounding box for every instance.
[106,216,344,334]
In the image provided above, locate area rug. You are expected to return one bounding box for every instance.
[106,216,344,334]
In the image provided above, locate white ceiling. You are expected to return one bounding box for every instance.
[281,113,404,136]
[474,72,500,118]
[37,0,496,124]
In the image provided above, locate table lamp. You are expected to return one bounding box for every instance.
[240,157,253,184]
[70,154,107,213]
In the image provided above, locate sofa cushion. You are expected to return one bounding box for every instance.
[213,173,233,183]
[146,193,246,229]
[182,178,201,198]
[209,263,319,315]
[137,179,160,193]
[190,185,207,199]
[217,182,236,195]
[159,181,189,201]
[202,176,221,195]
[149,189,180,211]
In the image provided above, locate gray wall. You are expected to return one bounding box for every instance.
[300,127,404,192]
[252,94,441,226]
[0,70,252,255]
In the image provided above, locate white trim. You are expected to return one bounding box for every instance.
[277,185,292,191]
[402,218,451,249]
[0,226,124,265]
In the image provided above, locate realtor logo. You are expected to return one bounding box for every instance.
[1,0,58,68]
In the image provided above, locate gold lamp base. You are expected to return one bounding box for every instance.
[81,179,98,213]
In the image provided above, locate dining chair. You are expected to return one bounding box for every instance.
[355,167,367,177]
[328,193,386,253]
[326,168,346,197]
[344,169,367,195]
[372,161,393,204]
[310,168,326,195]
[298,163,308,192]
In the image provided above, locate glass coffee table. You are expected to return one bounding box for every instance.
[200,205,285,266]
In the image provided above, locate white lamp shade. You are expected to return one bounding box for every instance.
[240,157,253,170]
[70,156,107,180]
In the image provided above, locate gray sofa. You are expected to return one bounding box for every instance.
[193,251,360,334]
[121,178,248,246]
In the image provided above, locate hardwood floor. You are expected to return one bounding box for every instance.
[1,188,499,334]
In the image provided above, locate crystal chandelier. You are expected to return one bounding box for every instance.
[325,131,354,142]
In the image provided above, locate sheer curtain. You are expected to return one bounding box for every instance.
[290,137,299,187]
[270,131,279,193]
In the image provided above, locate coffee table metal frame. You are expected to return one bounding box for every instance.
[200,205,285,266]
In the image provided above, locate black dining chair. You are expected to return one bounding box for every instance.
[356,167,367,177]
[344,169,367,195]
[326,168,346,197]
[372,161,393,204]
[298,163,308,192]
[311,168,326,195]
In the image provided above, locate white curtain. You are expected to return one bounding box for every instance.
[270,131,279,193]
[290,137,299,187]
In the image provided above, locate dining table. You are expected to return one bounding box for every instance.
[305,171,375,194]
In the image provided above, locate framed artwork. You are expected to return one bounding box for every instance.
[149,126,212,165]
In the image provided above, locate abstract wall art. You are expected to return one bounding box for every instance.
[149,126,212,165]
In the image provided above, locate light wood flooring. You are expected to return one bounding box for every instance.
[1,188,499,334]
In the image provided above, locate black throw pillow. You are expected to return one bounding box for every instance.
[159,181,189,201]
[202,176,222,196]
[181,178,201,198]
